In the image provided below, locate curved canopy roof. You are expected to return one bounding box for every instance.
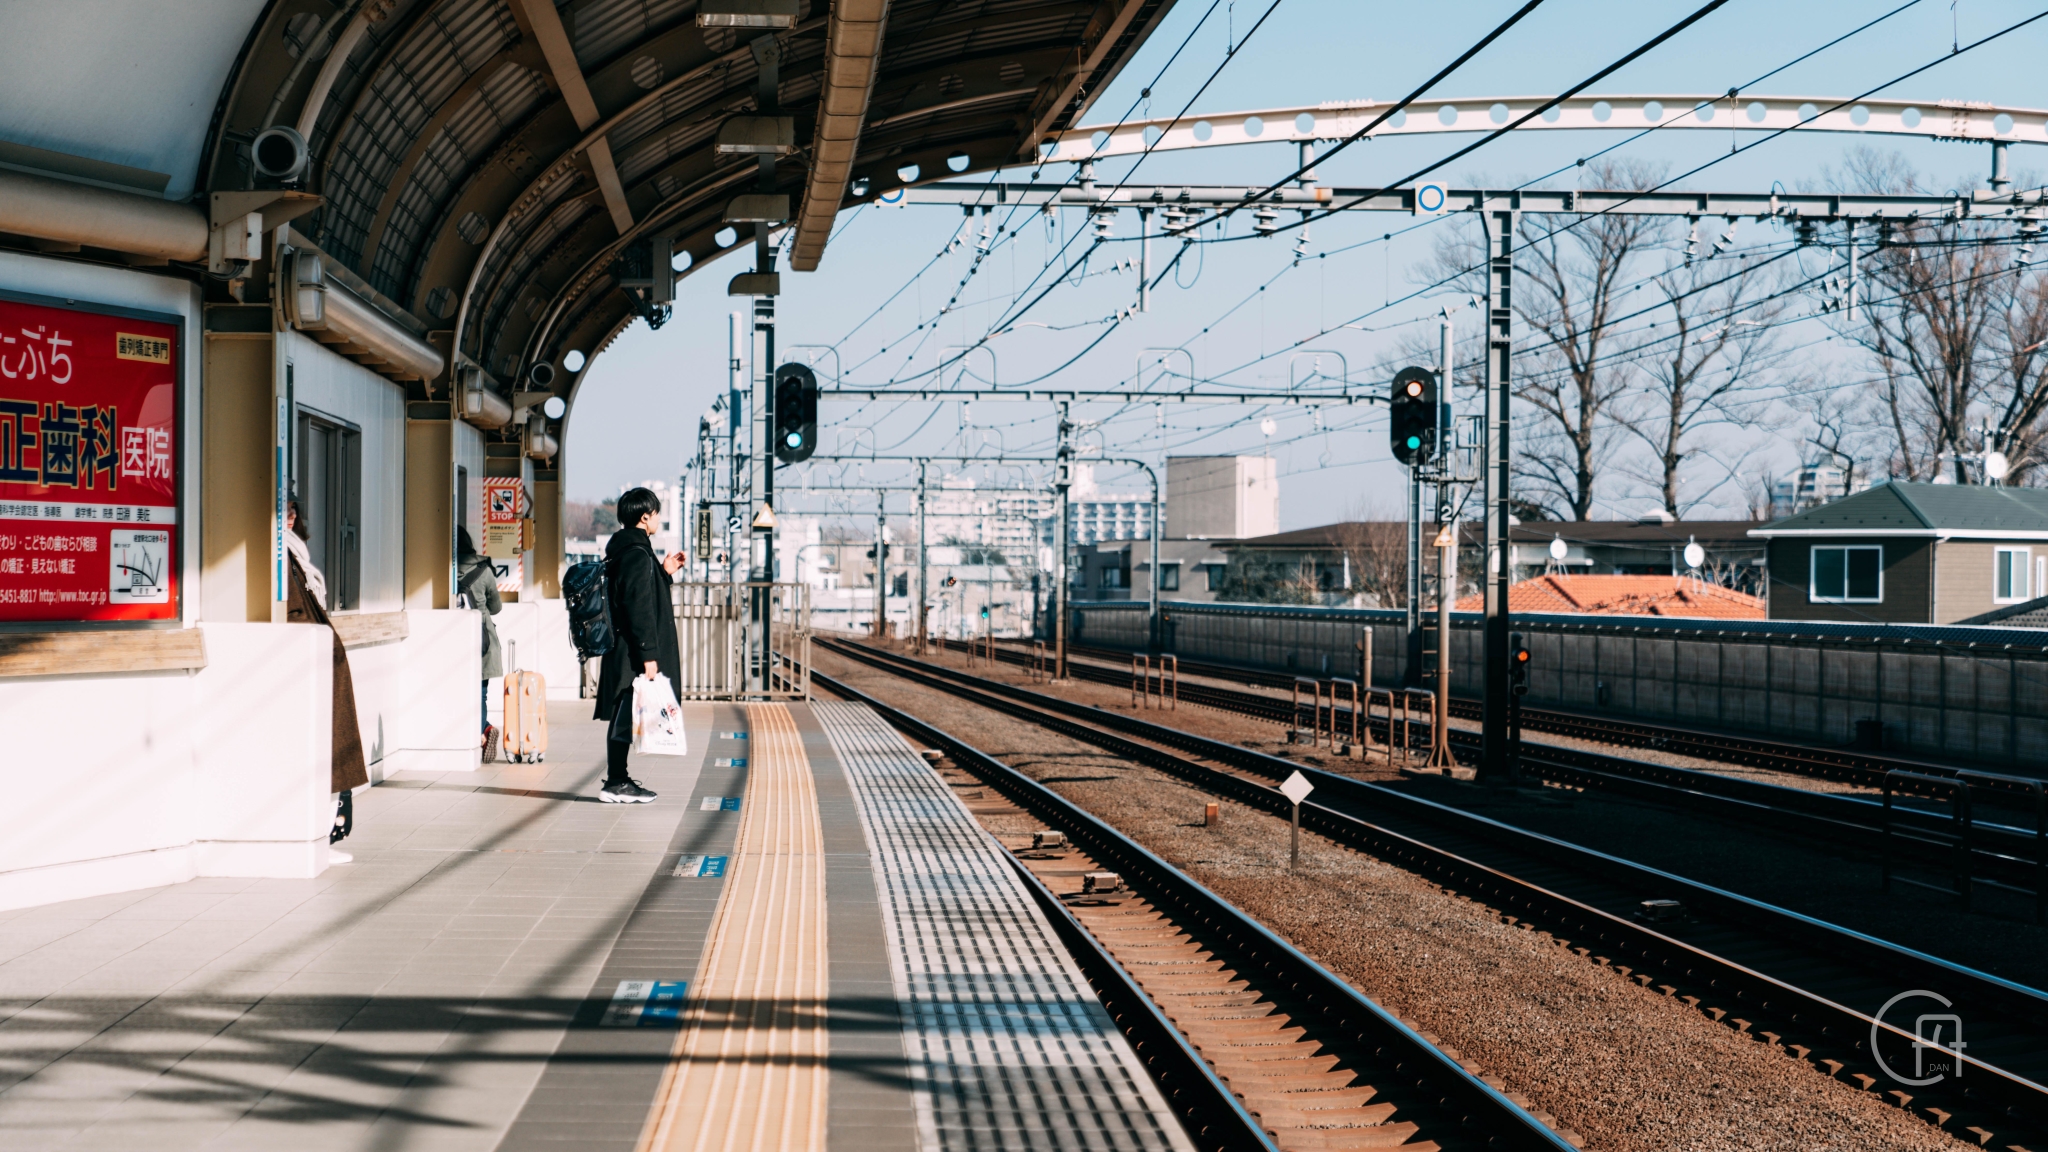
[186,0,1173,404]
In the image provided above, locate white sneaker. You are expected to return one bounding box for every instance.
[328,849,353,864]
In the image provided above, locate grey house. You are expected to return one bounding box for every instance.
[1749,483,2048,624]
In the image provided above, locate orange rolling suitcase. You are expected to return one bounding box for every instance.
[501,670,548,763]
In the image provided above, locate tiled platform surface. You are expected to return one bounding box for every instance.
[815,701,1193,1152]
[0,700,720,1152]
[0,698,1194,1152]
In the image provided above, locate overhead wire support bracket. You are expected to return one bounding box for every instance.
[818,387,1385,406]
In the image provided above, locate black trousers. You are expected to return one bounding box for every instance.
[605,688,634,784]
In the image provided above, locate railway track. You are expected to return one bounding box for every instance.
[1055,640,2040,799]
[811,666,1584,1152]
[934,637,2048,900]
[818,635,2048,1149]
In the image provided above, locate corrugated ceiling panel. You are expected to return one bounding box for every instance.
[320,0,518,274]
[371,63,552,300]
[569,0,694,70]
[481,197,598,373]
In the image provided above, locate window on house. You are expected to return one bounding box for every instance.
[296,408,362,610]
[1099,566,1126,589]
[1205,563,1227,591]
[1996,546,2032,603]
[1809,545,1881,603]
[1159,562,1180,591]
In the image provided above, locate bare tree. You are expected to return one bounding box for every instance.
[1331,507,1408,608]
[1423,160,1666,519]
[1830,148,2012,480]
[1611,245,1785,516]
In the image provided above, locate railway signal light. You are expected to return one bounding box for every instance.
[1389,366,1438,466]
[1509,631,1531,696]
[773,362,818,463]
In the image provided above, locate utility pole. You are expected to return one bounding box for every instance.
[1054,400,1072,680]
[743,35,783,696]
[1146,465,1161,651]
[727,312,746,587]
[1428,309,1458,770]
[916,460,928,653]
[1479,209,1518,782]
[873,490,887,640]
[1406,465,1421,685]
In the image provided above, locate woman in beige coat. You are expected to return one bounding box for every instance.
[285,499,369,861]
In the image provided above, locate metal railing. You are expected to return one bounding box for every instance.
[672,582,811,700]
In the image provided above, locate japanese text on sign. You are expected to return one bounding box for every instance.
[0,295,178,623]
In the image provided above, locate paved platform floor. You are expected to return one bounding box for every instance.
[0,699,1191,1152]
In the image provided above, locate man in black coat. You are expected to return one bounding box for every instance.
[593,486,683,803]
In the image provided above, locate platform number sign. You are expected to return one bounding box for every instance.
[0,293,180,623]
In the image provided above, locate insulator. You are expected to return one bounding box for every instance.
[1713,219,1738,255]
[1092,209,1116,240]
[1162,205,1190,233]
[1254,205,1278,235]
[1683,218,1701,266]
[1794,220,1818,247]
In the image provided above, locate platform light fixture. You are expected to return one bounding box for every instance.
[697,0,798,27]
[717,117,798,155]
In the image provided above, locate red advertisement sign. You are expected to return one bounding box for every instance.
[0,294,179,623]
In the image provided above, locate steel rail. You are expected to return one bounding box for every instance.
[815,635,2048,1146]
[1010,640,2048,881]
[810,666,1582,1152]
[1065,641,2020,796]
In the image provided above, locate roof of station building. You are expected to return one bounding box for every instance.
[1752,482,2048,537]
[0,0,1176,409]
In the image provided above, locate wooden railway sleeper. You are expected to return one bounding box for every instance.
[817,640,2048,1149]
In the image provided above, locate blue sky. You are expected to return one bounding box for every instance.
[568,0,2048,526]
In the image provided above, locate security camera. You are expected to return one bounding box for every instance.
[251,126,310,184]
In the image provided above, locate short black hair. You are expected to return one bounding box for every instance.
[617,486,661,532]
[455,526,477,559]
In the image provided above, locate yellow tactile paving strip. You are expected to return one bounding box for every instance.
[637,703,829,1152]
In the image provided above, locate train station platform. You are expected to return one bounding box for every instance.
[0,699,1191,1152]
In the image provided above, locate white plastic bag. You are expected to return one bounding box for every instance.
[632,674,688,756]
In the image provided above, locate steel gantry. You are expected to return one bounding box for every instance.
[787,453,1164,677]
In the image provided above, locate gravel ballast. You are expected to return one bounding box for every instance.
[816,646,1977,1152]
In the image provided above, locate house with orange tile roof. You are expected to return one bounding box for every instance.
[1453,574,1766,619]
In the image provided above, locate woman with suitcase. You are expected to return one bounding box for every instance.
[456,529,505,760]
[592,486,682,803]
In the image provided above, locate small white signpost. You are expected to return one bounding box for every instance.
[1280,771,1315,869]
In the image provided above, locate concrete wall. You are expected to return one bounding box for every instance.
[0,609,483,911]
[1072,599,2048,773]
[0,624,338,911]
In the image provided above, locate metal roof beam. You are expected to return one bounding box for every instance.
[1024,0,1154,155]
[790,0,891,272]
[508,0,634,234]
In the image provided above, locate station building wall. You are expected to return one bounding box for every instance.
[284,329,406,611]
[0,255,494,911]
[1071,599,2048,772]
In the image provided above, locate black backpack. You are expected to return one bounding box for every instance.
[563,558,614,659]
